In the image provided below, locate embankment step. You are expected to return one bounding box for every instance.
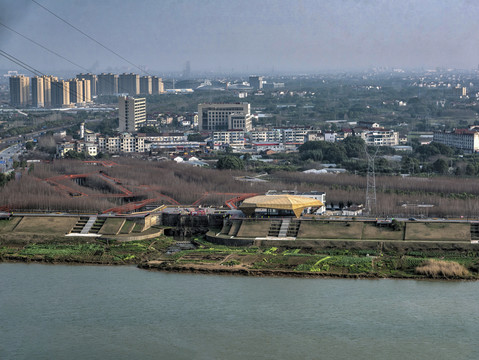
[278,219,291,237]
[268,220,282,237]
[81,216,98,234]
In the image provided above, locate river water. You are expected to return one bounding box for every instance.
[1,263,478,360]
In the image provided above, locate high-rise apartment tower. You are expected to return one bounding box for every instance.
[97,73,118,95]
[9,75,30,107]
[51,80,70,108]
[118,73,140,95]
[76,73,97,96]
[118,96,146,133]
[31,76,44,107]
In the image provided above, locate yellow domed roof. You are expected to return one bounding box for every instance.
[240,195,323,218]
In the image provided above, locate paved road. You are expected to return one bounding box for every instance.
[0,143,24,172]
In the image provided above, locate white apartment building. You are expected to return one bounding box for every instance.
[252,143,285,153]
[120,133,144,153]
[324,132,337,142]
[143,133,188,143]
[250,129,282,143]
[198,103,252,131]
[213,130,245,148]
[118,96,146,133]
[282,128,309,144]
[362,129,399,147]
[84,143,98,157]
[96,134,145,154]
[433,129,479,153]
[98,136,120,153]
[249,128,309,144]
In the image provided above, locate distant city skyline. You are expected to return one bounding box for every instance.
[2,0,479,75]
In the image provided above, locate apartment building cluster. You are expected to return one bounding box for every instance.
[8,72,164,108]
[212,127,311,150]
[57,132,145,157]
[10,75,91,108]
[211,119,400,151]
[55,99,401,159]
[57,123,201,158]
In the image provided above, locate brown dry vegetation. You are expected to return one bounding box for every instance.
[1,158,479,217]
[275,171,479,218]
[415,259,470,279]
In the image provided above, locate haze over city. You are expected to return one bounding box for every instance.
[2,0,479,74]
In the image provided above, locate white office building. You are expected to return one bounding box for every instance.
[198,103,252,131]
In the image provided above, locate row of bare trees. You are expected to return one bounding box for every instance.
[1,158,479,217]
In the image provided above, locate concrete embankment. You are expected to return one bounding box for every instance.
[206,218,479,252]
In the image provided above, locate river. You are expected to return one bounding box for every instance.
[1,263,478,359]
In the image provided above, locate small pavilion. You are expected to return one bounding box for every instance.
[239,195,323,218]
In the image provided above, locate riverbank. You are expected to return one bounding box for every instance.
[138,238,478,280]
[0,235,175,265]
[2,235,478,280]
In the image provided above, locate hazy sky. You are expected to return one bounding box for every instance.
[1,0,479,75]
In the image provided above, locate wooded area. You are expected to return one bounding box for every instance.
[0,158,477,217]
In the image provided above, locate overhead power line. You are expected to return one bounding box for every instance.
[0,22,91,73]
[31,0,152,76]
[0,21,143,95]
[0,49,88,107]
[0,50,44,77]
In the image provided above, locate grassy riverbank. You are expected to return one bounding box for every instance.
[0,236,175,265]
[2,235,479,279]
[141,238,479,280]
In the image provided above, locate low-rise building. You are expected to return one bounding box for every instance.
[266,190,326,214]
[324,132,337,142]
[249,128,309,145]
[363,129,399,147]
[252,142,285,153]
[282,128,309,144]
[250,129,282,143]
[56,142,76,157]
[433,129,479,153]
[143,133,188,143]
[213,130,245,148]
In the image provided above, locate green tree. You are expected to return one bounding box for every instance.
[465,163,477,176]
[217,155,244,170]
[401,156,420,174]
[64,150,86,160]
[300,150,323,162]
[138,126,159,134]
[324,146,346,164]
[96,152,110,159]
[433,158,449,174]
[25,141,35,150]
[187,133,204,142]
[342,136,365,158]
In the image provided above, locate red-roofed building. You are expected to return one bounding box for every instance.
[434,128,479,153]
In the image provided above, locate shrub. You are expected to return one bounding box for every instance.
[391,219,404,231]
[222,259,241,266]
[415,259,469,278]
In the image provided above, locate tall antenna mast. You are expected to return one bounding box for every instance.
[365,145,378,215]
